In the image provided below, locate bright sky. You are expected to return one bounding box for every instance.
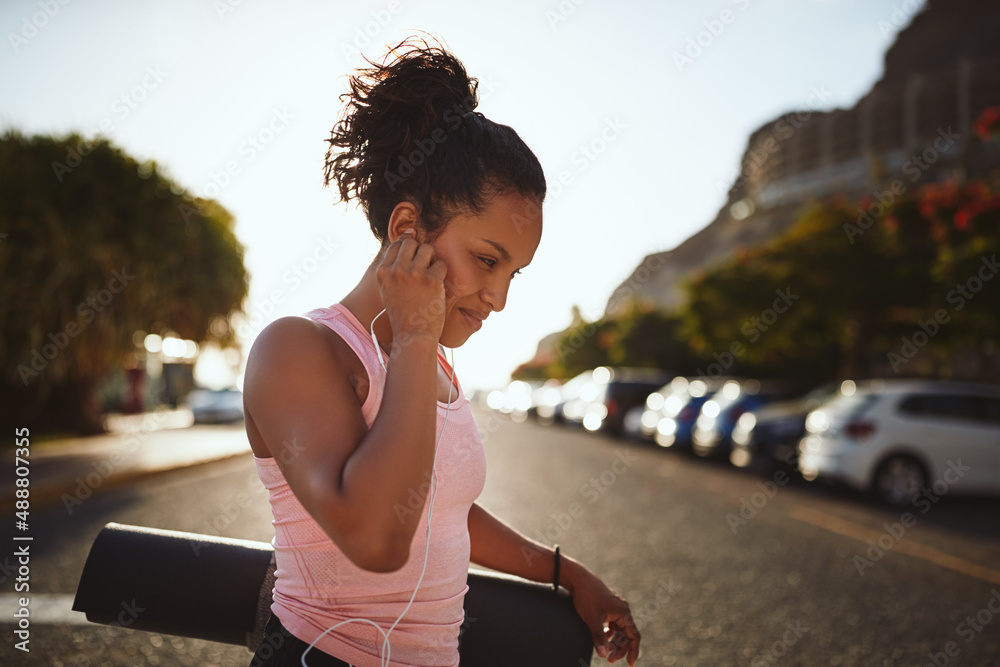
[1,0,925,391]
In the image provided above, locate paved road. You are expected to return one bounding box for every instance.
[2,411,1000,666]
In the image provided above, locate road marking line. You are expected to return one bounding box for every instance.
[0,593,89,625]
[786,503,1000,585]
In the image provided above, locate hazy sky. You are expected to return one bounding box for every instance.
[1,0,925,390]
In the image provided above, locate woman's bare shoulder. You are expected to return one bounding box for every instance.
[244,316,369,458]
[248,315,364,376]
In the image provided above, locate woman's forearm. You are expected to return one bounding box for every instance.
[467,502,587,594]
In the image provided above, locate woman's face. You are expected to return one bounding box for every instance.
[425,191,543,348]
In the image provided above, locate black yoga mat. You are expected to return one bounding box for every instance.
[72,522,593,666]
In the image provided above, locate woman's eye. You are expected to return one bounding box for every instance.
[479,256,520,278]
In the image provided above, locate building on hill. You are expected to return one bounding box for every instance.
[606,0,1000,318]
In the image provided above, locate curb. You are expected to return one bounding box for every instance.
[1,448,250,516]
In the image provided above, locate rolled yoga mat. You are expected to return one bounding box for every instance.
[73,522,594,666]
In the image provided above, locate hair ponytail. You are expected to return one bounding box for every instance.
[324,36,545,242]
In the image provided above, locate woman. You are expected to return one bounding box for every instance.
[244,37,641,667]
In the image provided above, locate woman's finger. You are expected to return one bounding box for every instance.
[412,240,437,268]
[380,232,411,267]
[604,629,627,661]
[386,229,420,265]
[610,619,640,666]
[590,623,611,658]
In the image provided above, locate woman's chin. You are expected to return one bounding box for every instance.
[439,324,474,348]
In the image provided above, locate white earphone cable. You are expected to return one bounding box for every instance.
[300,307,454,667]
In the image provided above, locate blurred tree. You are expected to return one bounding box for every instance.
[530,302,705,381]
[776,197,937,378]
[682,173,998,382]
[509,362,549,382]
[607,303,701,374]
[518,108,1000,387]
[914,182,1000,378]
[680,242,839,383]
[0,132,248,435]
[544,315,616,379]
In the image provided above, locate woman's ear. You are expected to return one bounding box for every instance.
[386,200,424,243]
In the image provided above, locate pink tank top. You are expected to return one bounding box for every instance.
[253,303,487,666]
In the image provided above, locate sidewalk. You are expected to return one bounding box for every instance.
[2,409,251,513]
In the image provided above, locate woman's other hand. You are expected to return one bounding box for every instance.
[566,564,641,665]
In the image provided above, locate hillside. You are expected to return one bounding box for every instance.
[605,0,1000,317]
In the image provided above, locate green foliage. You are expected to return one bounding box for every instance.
[510,362,550,382]
[537,303,703,380]
[544,315,616,379]
[682,174,1000,381]
[518,120,1000,387]
[0,131,248,433]
[612,304,699,372]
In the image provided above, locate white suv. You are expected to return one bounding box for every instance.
[798,379,1000,506]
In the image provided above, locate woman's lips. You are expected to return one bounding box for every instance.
[460,308,484,331]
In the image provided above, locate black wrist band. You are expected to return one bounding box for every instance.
[552,545,560,593]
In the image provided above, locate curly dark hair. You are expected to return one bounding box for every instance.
[323,36,546,243]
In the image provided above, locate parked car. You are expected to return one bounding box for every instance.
[692,379,799,459]
[797,379,1000,506]
[188,388,244,424]
[538,370,594,426]
[640,377,736,451]
[569,366,672,435]
[627,376,695,441]
[486,380,541,422]
[621,403,648,440]
[527,379,563,421]
[730,381,844,472]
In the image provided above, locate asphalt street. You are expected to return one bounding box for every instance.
[1,409,999,666]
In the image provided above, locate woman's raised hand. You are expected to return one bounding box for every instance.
[375,229,449,347]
